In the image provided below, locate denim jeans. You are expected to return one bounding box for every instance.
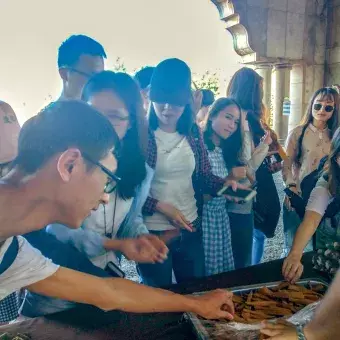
[138,229,205,287]
[229,212,254,269]
[282,205,313,257]
[252,229,266,265]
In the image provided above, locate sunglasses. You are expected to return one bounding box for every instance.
[313,103,335,112]
[82,154,121,194]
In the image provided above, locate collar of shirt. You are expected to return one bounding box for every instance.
[308,123,329,133]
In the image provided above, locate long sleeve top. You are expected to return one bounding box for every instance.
[282,124,331,190]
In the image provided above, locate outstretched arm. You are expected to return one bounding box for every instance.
[27,266,234,319]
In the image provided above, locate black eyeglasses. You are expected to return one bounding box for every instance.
[82,154,121,194]
[313,103,335,113]
[68,67,93,78]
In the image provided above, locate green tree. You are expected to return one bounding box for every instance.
[192,71,220,96]
[112,57,128,73]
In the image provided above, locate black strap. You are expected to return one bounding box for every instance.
[0,237,19,275]
[313,233,317,251]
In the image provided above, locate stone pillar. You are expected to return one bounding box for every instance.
[289,64,305,132]
[271,64,288,138]
[255,64,272,111]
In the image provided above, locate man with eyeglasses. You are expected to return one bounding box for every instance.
[18,35,109,318]
[0,101,235,321]
[58,35,106,100]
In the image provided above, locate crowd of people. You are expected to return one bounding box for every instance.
[0,34,340,339]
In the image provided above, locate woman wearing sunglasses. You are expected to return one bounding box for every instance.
[261,129,340,340]
[282,87,339,256]
[283,127,340,284]
[47,71,168,273]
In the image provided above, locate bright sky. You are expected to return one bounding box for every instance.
[0,0,241,124]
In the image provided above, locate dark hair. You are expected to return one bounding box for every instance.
[148,102,195,136]
[201,89,215,107]
[327,127,340,198]
[83,71,147,199]
[15,101,118,174]
[134,67,155,90]
[57,35,107,68]
[227,67,266,146]
[203,98,244,169]
[294,87,339,167]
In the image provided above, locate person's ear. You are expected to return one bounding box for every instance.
[57,149,82,182]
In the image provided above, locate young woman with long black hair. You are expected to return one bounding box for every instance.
[138,59,237,287]
[227,67,277,268]
[48,71,168,270]
[282,87,339,256]
[201,97,244,275]
[282,126,340,280]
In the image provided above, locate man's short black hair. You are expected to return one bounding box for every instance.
[134,66,155,89]
[57,35,107,68]
[15,101,118,174]
[201,89,215,107]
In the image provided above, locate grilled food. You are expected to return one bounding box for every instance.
[230,282,326,324]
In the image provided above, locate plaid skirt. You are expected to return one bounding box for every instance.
[0,292,20,323]
[202,196,234,276]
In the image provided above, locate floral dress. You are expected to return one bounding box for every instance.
[202,146,234,276]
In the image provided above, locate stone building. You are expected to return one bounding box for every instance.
[212,0,339,140]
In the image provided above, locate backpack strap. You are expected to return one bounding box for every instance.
[0,237,19,275]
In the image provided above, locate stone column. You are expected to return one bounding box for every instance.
[271,64,290,138]
[289,64,305,132]
[255,64,272,111]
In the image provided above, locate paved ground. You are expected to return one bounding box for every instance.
[121,172,286,281]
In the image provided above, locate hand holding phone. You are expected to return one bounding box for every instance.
[261,130,272,146]
[217,181,257,202]
[230,166,247,180]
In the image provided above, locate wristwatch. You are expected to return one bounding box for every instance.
[296,325,306,340]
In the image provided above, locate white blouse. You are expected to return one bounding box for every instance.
[144,129,198,231]
[83,193,133,268]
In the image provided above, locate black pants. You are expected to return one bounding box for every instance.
[229,212,254,269]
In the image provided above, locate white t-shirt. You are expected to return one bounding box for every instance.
[306,176,332,216]
[83,193,133,268]
[0,236,59,300]
[144,129,198,231]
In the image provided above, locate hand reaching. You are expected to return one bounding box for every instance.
[193,289,235,320]
[156,202,194,232]
[282,252,304,284]
[120,235,169,264]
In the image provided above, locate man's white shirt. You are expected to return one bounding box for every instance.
[0,236,59,300]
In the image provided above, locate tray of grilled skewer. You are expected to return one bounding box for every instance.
[186,279,328,340]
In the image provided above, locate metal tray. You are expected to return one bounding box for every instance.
[186,279,329,340]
